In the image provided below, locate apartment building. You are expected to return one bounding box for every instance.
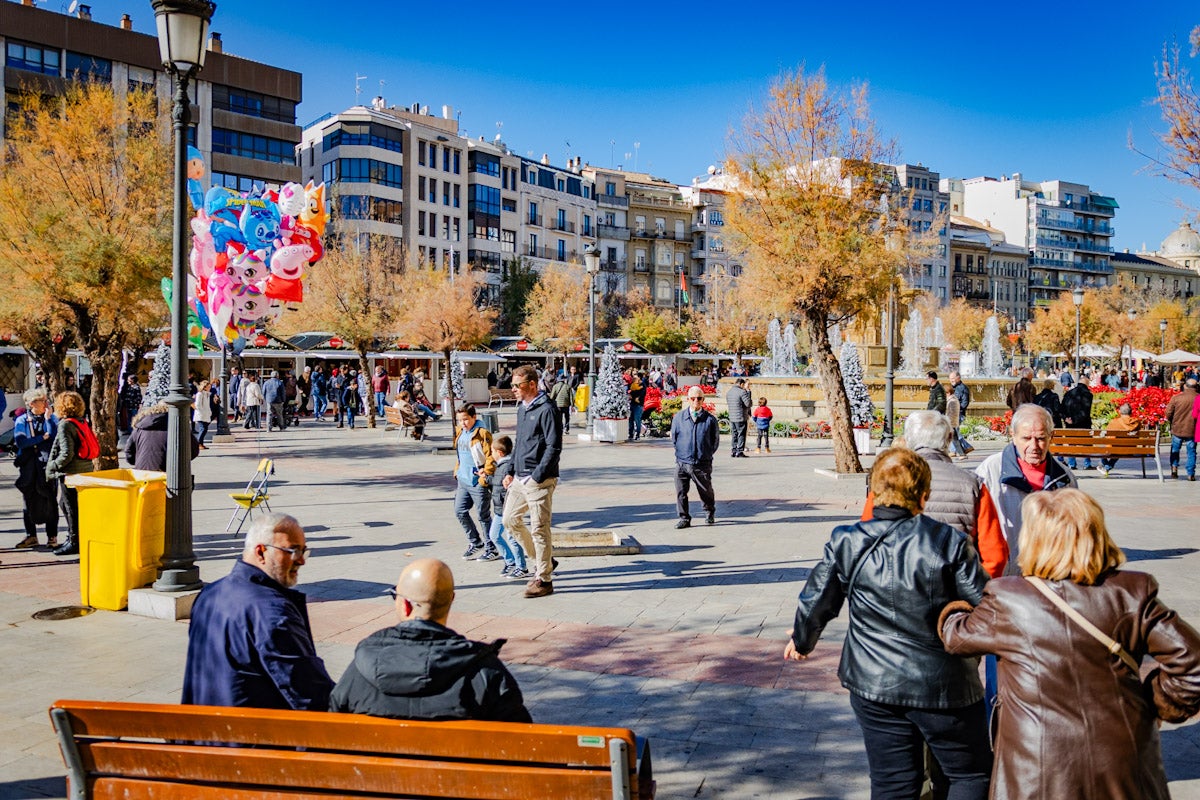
[466,137,520,304]
[1,0,302,193]
[586,168,632,295]
[893,164,951,301]
[960,174,1117,308]
[623,172,692,308]
[1141,220,1200,273]
[682,169,739,313]
[1112,251,1196,299]
[299,100,468,273]
[516,155,596,274]
[948,217,1028,323]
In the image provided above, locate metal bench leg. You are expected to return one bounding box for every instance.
[49,708,86,800]
[610,738,631,800]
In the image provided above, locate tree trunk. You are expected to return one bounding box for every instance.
[358,350,376,429]
[443,348,457,422]
[87,345,124,471]
[803,308,863,474]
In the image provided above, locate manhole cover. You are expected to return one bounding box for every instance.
[32,606,95,621]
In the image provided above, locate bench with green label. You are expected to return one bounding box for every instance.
[49,699,655,799]
[1052,428,1163,480]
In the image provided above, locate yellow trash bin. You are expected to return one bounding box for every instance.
[65,469,167,611]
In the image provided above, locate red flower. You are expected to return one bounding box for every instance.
[1115,387,1178,428]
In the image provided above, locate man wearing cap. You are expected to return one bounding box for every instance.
[672,387,720,528]
[725,377,752,458]
[330,559,531,722]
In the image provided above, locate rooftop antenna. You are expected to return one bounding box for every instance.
[564,139,571,166]
[354,74,367,104]
[633,141,641,171]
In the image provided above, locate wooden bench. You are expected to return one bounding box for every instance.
[1052,427,1163,481]
[384,406,424,440]
[49,700,655,800]
[488,387,516,408]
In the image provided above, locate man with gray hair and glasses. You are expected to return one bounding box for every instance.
[182,513,333,710]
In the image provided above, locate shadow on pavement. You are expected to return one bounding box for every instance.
[0,776,64,798]
[303,577,394,602]
[1122,547,1199,562]
[464,558,811,593]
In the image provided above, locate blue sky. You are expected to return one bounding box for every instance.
[131,0,1199,251]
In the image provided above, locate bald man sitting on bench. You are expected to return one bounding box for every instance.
[330,558,532,723]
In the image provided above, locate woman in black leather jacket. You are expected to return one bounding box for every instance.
[786,446,992,799]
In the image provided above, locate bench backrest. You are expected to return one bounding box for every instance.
[1052,428,1158,455]
[50,700,652,800]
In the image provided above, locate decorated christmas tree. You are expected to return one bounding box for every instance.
[593,344,630,419]
[839,341,874,428]
[142,342,171,407]
[440,354,466,400]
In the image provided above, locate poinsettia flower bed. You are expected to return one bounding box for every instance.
[1115,387,1179,428]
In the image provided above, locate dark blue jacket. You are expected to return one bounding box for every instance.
[514,392,562,482]
[182,560,333,711]
[671,408,719,465]
[262,377,285,405]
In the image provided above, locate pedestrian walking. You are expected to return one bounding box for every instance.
[725,377,752,457]
[1060,380,1094,470]
[193,379,213,449]
[925,371,947,413]
[126,402,199,471]
[454,405,496,561]
[788,446,992,799]
[263,371,286,432]
[941,489,1200,800]
[311,366,328,420]
[330,368,345,427]
[1006,367,1036,410]
[241,372,264,429]
[549,375,573,434]
[229,366,243,423]
[341,370,363,429]
[12,388,59,550]
[372,366,390,418]
[671,386,719,528]
[297,366,311,417]
[118,374,142,436]
[949,371,974,455]
[752,396,773,454]
[1032,379,1062,428]
[627,373,646,441]
[487,436,528,580]
[502,365,562,599]
[1165,378,1198,479]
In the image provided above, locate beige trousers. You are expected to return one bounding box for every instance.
[502,477,558,582]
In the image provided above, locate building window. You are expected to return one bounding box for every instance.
[606,181,616,195]
[453,184,461,208]
[502,230,516,253]
[556,178,565,192]
[321,122,403,152]
[502,198,516,213]
[338,195,403,225]
[325,158,403,188]
[443,183,450,206]
[419,176,425,200]
[470,151,500,177]
[557,240,566,261]
[6,41,59,75]
[418,141,426,166]
[453,150,461,174]
[443,148,451,172]
[418,211,426,236]
[212,129,296,165]
[583,214,592,236]
[212,85,296,124]
[428,179,437,204]
[212,171,260,194]
[528,202,539,226]
[65,52,112,81]
[428,143,437,166]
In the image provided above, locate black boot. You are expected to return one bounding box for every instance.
[53,537,78,556]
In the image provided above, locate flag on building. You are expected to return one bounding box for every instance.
[679,269,690,306]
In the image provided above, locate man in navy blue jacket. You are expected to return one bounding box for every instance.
[503,365,562,599]
[182,513,333,710]
[671,386,720,528]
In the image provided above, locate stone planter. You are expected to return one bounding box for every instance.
[853,427,873,455]
[593,418,625,443]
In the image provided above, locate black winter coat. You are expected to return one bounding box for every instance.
[125,411,199,471]
[1033,388,1063,427]
[791,507,988,708]
[1061,384,1094,429]
[329,619,531,723]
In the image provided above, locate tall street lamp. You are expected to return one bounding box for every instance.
[213,342,232,441]
[583,244,599,439]
[1126,308,1137,384]
[1161,318,1169,354]
[1072,286,1084,375]
[152,0,215,593]
[881,280,896,448]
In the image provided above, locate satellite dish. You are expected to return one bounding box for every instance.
[67,0,78,13]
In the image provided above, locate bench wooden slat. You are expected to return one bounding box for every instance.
[91,777,367,800]
[81,742,615,800]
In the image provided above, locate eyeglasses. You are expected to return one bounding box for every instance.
[384,588,426,605]
[687,396,704,401]
[264,543,311,558]
[517,378,536,387]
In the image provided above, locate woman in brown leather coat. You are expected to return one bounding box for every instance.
[941,489,1200,799]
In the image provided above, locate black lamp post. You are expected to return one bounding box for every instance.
[151,0,215,593]
[1161,318,1169,354]
[881,280,896,448]
[1072,286,1084,375]
[583,243,599,438]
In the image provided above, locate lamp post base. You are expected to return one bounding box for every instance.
[152,566,202,593]
[211,432,235,444]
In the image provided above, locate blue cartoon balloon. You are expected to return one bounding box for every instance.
[187,146,206,211]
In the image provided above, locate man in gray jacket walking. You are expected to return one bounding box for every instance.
[725,378,752,458]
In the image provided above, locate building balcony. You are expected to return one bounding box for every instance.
[528,214,544,227]
[1037,216,1114,236]
[601,257,626,271]
[1056,198,1116,217]
[597,194,629,209]
[628,193,690,209]
[1035,236,1113,254]
[1029,257,1112,273]
[691,248,706,259]
[552,219,575,233]
[527,245,579,261]
[633,261,650,273]
[597,224,630,241]
[630,228,687,241]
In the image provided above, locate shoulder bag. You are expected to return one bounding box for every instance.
[1026,576,1139,673]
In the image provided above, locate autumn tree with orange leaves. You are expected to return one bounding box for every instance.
[724,66,919,473]
[520,265,590,353]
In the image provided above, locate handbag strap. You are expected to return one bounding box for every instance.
[1026,576,1140,673]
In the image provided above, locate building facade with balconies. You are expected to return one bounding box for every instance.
[516,155,596,274]
[299,100,468,273]
[894,164,951,301]
[623,172,692,308]
[1112,251,1196,300]
[2,0,301,193]
[682,170,740,313]
[960,173,1117,308]
[948,217,1029,323]
[584,167,632,295]
[466,137,520,305]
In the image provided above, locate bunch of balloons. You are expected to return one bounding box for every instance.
[180,148,326,350]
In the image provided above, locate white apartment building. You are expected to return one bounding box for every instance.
[960,173,1117,308]
[466,137,521,304]
[893,164,951,302]
[682,169,739,313]
[585,168,632,295]
[298,100,468,273]
[517,156,596,274]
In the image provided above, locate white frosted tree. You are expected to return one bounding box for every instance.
[142,342,171,407]
[593,344,630,419]
[441,353,466,400]
[839,341,874,428]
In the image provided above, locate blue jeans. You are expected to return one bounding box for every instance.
[1171,435,1196,477]
[487,515,525,569]
[850,694,991,800]
[1065,456,1093,470]
[416,403,438,420]
[628,405,643,439]
[455,481,492,548]
[344,406,357,428]
[375,391,387,417]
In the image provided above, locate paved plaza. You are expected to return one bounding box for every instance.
[2,413,1200,799]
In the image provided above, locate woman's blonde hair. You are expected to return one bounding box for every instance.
[1018,489,1124,584]
[53,390,85,419]
[23,387,48,406]
[869,447,930,513]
